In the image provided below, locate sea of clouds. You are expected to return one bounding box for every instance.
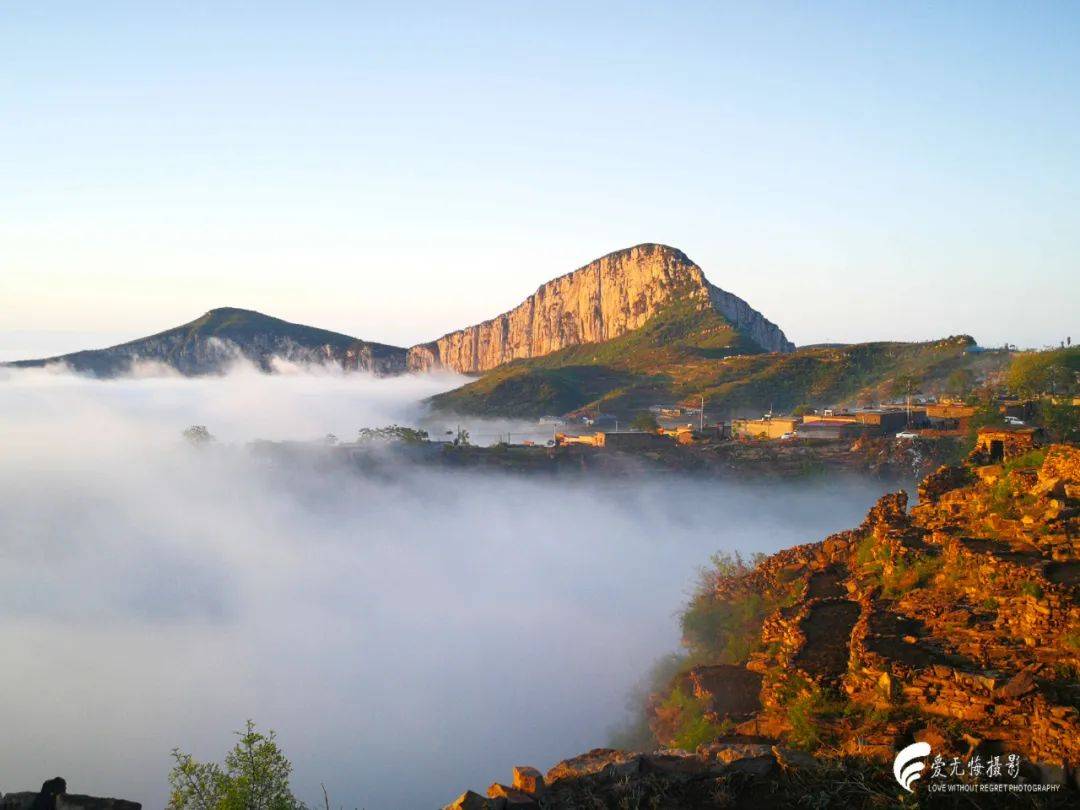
[0,362,892,808]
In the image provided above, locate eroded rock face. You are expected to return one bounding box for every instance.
[407,244,794,373]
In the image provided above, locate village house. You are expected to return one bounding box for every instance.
[554,432,605,448]
[658,425,696,445]
[803,408,917,436]
[554,430,675,450]
[794,419,865,441]
[972,425,1041,463]
[731,415,800,440]
[925,402,978,432]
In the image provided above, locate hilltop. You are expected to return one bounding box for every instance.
[8,307,409,377]
[407,243,793,373]
[441,442,1080,808]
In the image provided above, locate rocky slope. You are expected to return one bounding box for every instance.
[441,443,1080,807]
[8,307,409,377]
[408,243,794,373]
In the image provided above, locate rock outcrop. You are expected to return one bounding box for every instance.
[442,443,1080,805]
[0,778,140,810]
[662,444,1080,783]
[408,244,794,373]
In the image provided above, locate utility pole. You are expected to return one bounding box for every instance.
[700,395,705,433]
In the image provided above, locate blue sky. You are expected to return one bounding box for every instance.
[2,1,1078,354]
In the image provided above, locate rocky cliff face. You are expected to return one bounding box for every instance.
[407,244,794,373]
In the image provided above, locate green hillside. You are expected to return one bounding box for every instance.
[429,304,1009,417]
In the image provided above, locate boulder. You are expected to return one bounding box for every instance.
[510,766,543,794]
[443,791,497,810]
[485,784,537,808]
[771,746,820,770]
[724,755,778,778]
[545,749,641,783]
[997,670,1037,699]
[699,742,773,764]
[640,752,721,777]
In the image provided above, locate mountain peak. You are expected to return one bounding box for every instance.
[407,243,793,373]
[10,307,409,377]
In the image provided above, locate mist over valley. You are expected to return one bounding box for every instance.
[0,365,893,808]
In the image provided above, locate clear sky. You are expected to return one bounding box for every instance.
[2,1,1078,356]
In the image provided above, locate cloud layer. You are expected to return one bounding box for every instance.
[0,366,890,807]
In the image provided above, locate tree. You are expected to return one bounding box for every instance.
[887,374,919,401]
[356,424,429,443]
[168,721,304,810]
[1037,400,1080,443]
[630,411,660,431]
[945,368,975,398]
[1007,348,1080,398]
[182,425,214,445]
[453,426,471,446]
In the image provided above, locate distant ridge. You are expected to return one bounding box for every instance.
[8,307,408,377]
[9,244,795,379]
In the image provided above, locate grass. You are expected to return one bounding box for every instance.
[852,533,942,597]
[1019,581,1045,599]
[785,687,847,750]
[656,685,728,751]
[1064,629,1080,652]
[988,476,1018,517]
[881,554,943,598]
[1003,448,1047,472]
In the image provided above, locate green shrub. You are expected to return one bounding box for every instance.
[168,721,304,810]
[782,684,845,750]
[630,411,660,431]
[1019,581,1045,600]
[1064,629,1080,652]
[988,477,1017,517]
[680,591,766,664]
[658,685,726,750]
[881,554,943,597]
[1003,449,1047,472]
[679,552,772,664]
[608,653,688,750]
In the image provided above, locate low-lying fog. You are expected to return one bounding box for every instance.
[0,364,892,808]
